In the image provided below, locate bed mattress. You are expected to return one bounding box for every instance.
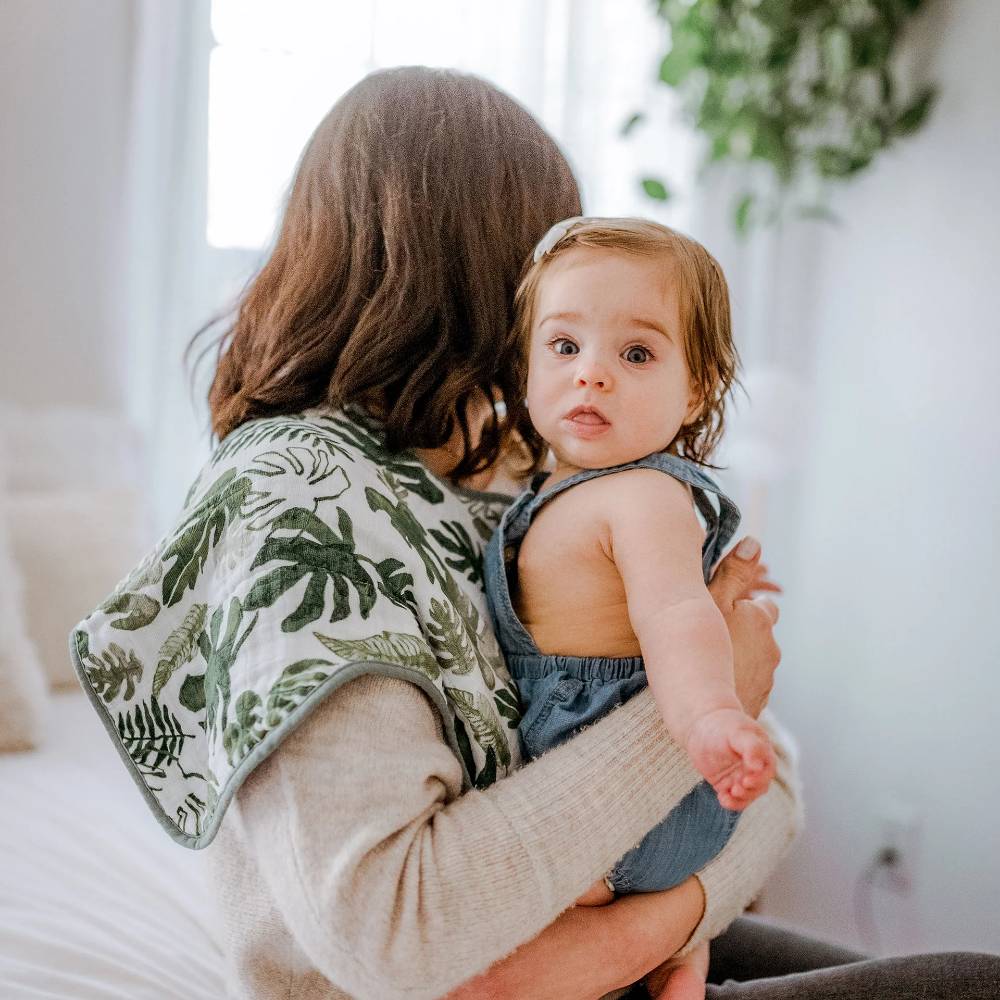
[0,690,226,998]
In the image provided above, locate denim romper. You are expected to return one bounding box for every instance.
[483,450,743,894]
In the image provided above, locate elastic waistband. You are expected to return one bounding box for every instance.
[507,653,645,682]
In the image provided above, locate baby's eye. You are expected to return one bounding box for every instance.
[552,338,579,356]
[624,345,651,364]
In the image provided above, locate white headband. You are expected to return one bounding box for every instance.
[531,215,590,263]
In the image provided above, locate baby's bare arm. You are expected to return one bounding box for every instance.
[600,469,743,743]
[600,470,775,807]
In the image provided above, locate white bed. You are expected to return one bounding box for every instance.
[0,689,226,999]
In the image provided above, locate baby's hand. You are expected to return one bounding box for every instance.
[686,707,775,811]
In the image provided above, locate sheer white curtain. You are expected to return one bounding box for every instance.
[121,0,215,535]
[122,0,701,534]
[690,170,817,538]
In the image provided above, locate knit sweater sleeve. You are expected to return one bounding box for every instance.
[229,672,799,999]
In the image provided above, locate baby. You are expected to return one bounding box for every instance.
[483,217,777,998]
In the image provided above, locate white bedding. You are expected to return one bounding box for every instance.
[0,690,226,998]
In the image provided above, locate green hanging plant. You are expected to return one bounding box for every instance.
[628,0,938,234]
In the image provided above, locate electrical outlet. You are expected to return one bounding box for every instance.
[874,799,920,895]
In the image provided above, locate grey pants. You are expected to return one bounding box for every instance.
[623,915,1000,999]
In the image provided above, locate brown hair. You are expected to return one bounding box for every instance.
[187,66,581,482]
[509,217,741,469]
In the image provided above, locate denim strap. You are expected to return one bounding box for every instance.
[525,452,741,583]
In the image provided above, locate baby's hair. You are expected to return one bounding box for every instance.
[510,217,741,469]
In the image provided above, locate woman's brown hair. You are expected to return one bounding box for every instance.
[187,66,581,483]
[510,217,741,469]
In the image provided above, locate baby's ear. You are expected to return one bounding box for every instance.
[683,388,703,426]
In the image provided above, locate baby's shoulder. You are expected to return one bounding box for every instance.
[587,465,695,508]
[583,467,704,551]
[529,467,698,549]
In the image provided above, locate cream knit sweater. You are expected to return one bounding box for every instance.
[206,672,802,1000]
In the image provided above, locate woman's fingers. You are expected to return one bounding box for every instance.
[730,599,781,717]
[708,537,763,612]
[749,596,780,625]
[748,563,783,595]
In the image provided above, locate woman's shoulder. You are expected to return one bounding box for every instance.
[206,407,373,474]
[185,407,425,510]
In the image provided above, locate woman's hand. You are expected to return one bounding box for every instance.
[708,537,781,719]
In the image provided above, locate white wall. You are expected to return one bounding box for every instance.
[0,0,133,409]
[756,0,1000,955]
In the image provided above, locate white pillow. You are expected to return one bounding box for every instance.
[0,465,49,752]
[7,489,152,690]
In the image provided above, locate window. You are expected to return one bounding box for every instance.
[206,0,697,250]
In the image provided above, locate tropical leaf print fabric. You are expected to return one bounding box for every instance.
[70,406,523,849]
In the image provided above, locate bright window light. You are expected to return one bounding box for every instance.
[207,0,694,249]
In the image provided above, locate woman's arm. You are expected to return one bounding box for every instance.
[444,715,802,999]
[230,672,703,1000]
[445,876,706,1000]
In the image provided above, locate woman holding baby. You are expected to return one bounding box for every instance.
[192,67,999,999]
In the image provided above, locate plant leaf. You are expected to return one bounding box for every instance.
[734,192,755,235]
[641,178,671,201]
[892,86,936,137]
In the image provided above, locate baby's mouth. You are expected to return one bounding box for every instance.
[565,405,610,425]
[563,406,611,438]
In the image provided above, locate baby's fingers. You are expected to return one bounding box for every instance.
[730,728,774,771]
[717,788,747,811]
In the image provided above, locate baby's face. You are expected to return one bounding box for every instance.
[526,246,698,473]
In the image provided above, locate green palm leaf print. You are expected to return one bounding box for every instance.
[223,660,334,766]
[313,631,440,680]
[328,411,444,504]
[198,597,257,740]
[429,520,484,585]
[372,557,418,616]
[366,485,433,565]
[177,792,208,837]
[450,590,498,689]
[222,690,265,766]
[116,695,196,781]
[162,469,253,607]
[245,446,348,488]
[263,658,335,727]
[427,598,476,674]
[444,686,511,769]
[85,642,144,702]
[152,603,208,697]
[101,592,161,631]
[243,506,377,631]
[493,686,522,728]
[209,415,354,467]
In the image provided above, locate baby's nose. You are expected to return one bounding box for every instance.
[575,369,609,389]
